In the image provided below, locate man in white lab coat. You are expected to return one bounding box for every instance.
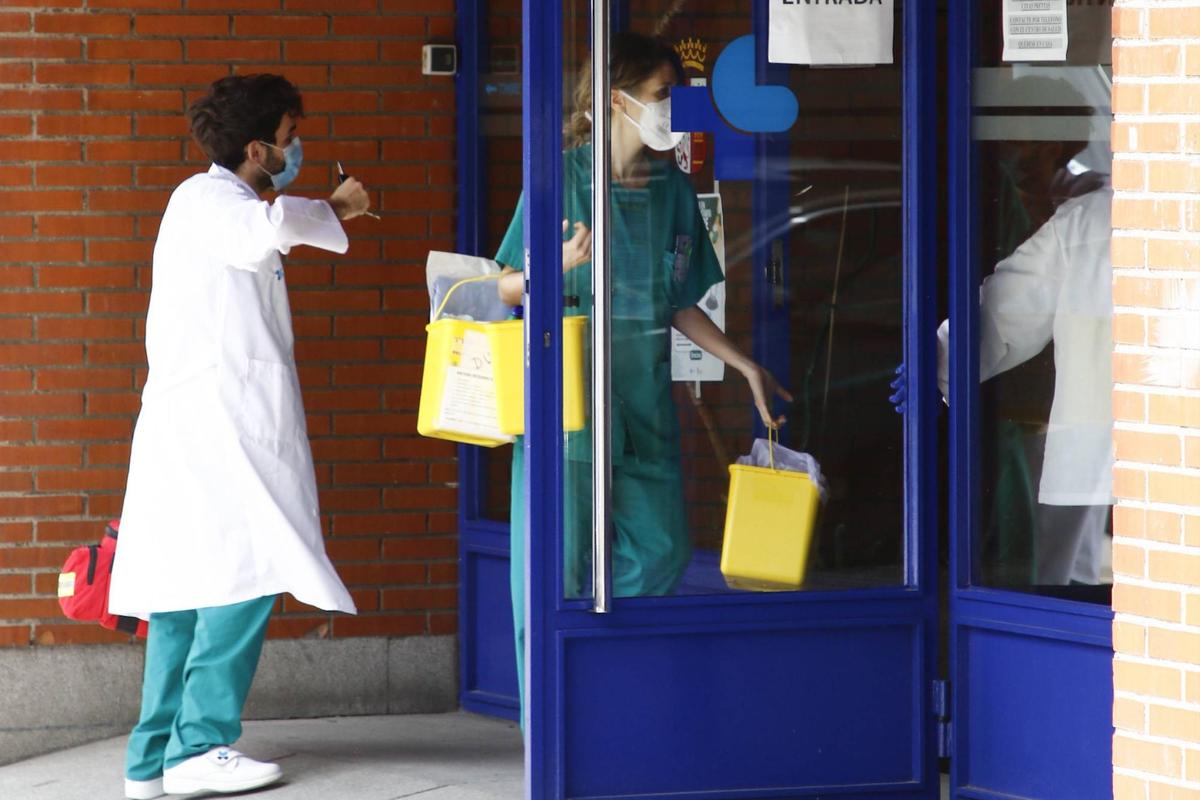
[109,74,371,800]
[936,137,1113,586]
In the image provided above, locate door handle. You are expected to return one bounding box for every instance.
[590,0,613,614]
[768,238,785,309]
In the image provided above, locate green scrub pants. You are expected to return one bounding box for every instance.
[509,443,688,711]
[125,595,276,781]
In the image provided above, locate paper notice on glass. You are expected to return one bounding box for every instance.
[1003,0,1068,62]
[768,0,894,66]
[673,194,727,383]
[437,328,513,443]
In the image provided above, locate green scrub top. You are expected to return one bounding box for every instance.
[499,146,724,711]
[495,145,723,464]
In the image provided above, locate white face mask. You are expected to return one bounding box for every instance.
[620,91,684,152]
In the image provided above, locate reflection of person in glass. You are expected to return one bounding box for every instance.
[495,33,791,705]
[938,116,1112,586]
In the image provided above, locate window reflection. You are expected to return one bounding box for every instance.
[654,3,907,593]
[970,33,1113,602]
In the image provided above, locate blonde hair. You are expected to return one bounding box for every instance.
[565,32,685,146]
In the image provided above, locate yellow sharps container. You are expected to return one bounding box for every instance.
[720,445,821,591]
[488,315,587,436]
[417,316,512,447]
[417,274,587,445]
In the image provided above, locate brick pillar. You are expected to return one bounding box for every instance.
[1112,3,1200,797]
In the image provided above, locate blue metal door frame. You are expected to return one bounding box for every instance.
[945,5,1113,799]
[521,2,566,795]
[519,1,942,798]
[455,0,521,722]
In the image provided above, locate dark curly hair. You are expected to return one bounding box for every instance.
[187,74,304,171]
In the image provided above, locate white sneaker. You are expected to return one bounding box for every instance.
[161,747,282,795]
[124,777,165,800]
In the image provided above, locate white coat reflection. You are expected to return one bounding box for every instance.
[939,137,1113,586]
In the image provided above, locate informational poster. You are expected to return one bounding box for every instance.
[437,329,512,443]
[1003,0,1068,62]
[768,0,894,66]
[673,194,726,382]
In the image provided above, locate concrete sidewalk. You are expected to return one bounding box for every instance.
[0,712,524,800]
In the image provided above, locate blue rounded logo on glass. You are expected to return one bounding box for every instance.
[712,35,799,133]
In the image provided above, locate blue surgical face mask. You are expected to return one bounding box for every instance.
[258,137,303,191]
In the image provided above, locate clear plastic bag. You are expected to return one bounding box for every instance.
[426,251,510,323]
[736,438,828,501]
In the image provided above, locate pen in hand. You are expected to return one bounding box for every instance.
[336,161,381,220]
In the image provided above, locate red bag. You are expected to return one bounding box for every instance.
[58,520,148,638]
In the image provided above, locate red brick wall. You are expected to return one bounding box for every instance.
[0,2,459,646]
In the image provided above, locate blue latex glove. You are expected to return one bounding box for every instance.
[888,363,907,415]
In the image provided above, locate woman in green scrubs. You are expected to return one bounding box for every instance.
[495,32,791,710]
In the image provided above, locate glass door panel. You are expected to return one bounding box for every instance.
[970,6,1113,604]
[775,49,905,591]
[582,1,907,601]
[521,1,940,796]
[947,4,1114,799]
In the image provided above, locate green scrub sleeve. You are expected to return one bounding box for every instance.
[669,194,724,312]
[495,193,525,272]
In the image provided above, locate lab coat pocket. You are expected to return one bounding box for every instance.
[240,358,305,444]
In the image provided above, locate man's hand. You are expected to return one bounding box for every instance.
[329,177,371,221]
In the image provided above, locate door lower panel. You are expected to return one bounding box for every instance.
[561,621,928,799]
[953,597,1113,800]
[461,539,520,719]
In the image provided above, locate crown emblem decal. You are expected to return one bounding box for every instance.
[675,38,708,72]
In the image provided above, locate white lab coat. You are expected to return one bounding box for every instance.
[109,165,357,618]
[937,186,1113,507]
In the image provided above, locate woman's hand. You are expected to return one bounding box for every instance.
[562,219,592,272]
[669,307,793,430]
[497,218,590,306]
[741,362,793,429]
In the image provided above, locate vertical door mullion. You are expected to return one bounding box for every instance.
[947,1,979,796]
[948,0,980,598]
[904,0,942,792]
[522,0,564,797]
